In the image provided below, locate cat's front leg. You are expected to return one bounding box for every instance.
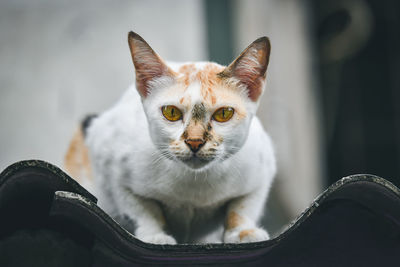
[118,187,176,245]
[223,188,269,243]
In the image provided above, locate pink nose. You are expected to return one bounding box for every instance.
[185,139,205,153]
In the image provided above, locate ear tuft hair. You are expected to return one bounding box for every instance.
[219,37,271,102]
[128,32,174,97]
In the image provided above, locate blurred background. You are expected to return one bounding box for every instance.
[1,0,399,236]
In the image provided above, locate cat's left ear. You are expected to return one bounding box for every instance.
[128,32,175,98]
[219,37,271,102]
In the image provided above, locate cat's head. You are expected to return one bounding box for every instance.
[128,32,270,170]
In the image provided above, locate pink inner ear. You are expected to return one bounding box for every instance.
[233,54,266,102]
[220,37,270,102]
[128,32,173,97]
[134,55,169,97]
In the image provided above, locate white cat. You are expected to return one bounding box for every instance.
[64,32,276,244]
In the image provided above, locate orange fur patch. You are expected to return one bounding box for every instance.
[64,128,93,184]
[226,211,245,230]
[178,64,197,87]
[177,63,225,106]
[239,229,256,241]
[197,64,224,105]
[175,62,248,120]
[211,94,217,105]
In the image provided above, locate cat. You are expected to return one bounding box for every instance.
[64,31,276,244]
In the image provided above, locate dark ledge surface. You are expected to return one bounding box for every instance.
[1,160,400,266]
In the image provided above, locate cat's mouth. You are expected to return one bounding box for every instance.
[176,153,215,169]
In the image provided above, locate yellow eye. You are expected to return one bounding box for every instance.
[161,105,183,121]
[212,107,234,122]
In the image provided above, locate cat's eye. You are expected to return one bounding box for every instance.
[161,105,183,121]
[212,107,234,122]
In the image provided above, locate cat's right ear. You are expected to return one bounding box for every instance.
[218,37,271,102]
[128,32,175,98]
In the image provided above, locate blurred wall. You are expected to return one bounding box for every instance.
[0,0,207,170]
[312,0,400,188]
[234,0,324,218]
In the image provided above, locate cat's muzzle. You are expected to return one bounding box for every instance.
[184,138,205,153]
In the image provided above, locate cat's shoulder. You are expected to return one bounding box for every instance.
[86,86,146,145]
[246,117,275,156]
[237,117,276,178]
[92,86,142,124]
[249,116,270,139]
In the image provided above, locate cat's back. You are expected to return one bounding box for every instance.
[87,86,147,148]
[64,86,146,192]
[83,85,154,188]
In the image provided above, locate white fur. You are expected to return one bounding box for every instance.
[86,62,276,244]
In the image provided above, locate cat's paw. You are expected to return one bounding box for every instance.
[139,233,177,245]
[224,227,269,243]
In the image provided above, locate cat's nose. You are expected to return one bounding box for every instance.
[185,139,205,153]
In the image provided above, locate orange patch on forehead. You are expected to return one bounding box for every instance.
[177,63,225,104]
[178,64,197,87]
[197,64,225,87]
[179,63,197,74]
[211,95,217,105]
[198,64,225,106]
[175,63,247,120]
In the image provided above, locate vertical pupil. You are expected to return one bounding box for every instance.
[171,107,175,117]
[222,108,225,118]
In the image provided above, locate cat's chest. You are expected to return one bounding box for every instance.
[133,164,247,207]
[162,202,226,243]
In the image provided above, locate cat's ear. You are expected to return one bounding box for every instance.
[219,37,271,102]
[128,32,175,97]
